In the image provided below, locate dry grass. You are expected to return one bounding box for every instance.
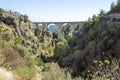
[0,47,23,69]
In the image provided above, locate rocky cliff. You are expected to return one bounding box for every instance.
[0,8,55,56]
[0,8,55,80]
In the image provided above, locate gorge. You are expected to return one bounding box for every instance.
[0,1,120,80]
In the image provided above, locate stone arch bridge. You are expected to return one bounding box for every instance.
[32,21,83,38]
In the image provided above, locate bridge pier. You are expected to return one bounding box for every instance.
[56,24,62,39]
[42,23,48,31]
[70,24,75,32]
[34,23,39,28]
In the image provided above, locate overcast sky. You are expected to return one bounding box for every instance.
[0,0,117,22]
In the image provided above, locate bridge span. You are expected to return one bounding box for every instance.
[33,21,82,30]
[32,21,83,38]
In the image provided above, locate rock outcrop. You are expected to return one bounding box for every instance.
[0,8,54,56]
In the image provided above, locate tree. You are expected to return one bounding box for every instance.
[62,24,72,40]
[62,25,71,36]
[99,9,105,17]
[74,24,80,31]
[92,15,98,22]
[111,2,116,10]
[52,31,58,39]
[117,0,120,4]
[117,0,120,11]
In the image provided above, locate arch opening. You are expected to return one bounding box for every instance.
[47,23,58,33]
[38,24,43,30]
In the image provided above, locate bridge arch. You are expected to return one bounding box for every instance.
[61,23,74,32]
[47,23,59,33]
[38,24,43,30]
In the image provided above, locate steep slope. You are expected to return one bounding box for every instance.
[0,8,55,80]
[54,3,120,80]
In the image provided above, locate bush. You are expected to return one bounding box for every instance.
[42,63,72,80]
[14,43,28,57]
[28,35,35,40]
[0,39,14,48]
[0,47,22,69]
[34,57,43,67]
[15,66,36,80]
[24,55,35,68]
[14,36,23,44]
[88,58,120,80]
[48,47,54,55]
[2,31,14,42]
[54,41,70,61]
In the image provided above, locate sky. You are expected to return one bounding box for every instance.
[0,0,117,22]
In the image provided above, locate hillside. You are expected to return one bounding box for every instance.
[57,12,120,78]
[0,8,55,80]
[51,1,120,80]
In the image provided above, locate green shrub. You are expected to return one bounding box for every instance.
[28,35,35,40]
[88,58,120,80]
[15,66,36,80]
[34,57,43,67]
[14,36,23,44]
[42,63,73,80]
[0,39,14,48]
[54,41,70,61]
[0,26,3,34]
[48,47,54,55]
[14,43,28,57]
[24,55,35,68]
[0,13,3,16]
[73,77,83,80]
[2,31,14,41]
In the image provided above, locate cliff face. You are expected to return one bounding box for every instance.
[0,8,54,56]
[0,8,56,80]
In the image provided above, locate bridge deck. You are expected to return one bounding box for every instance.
[33,21,83,24]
